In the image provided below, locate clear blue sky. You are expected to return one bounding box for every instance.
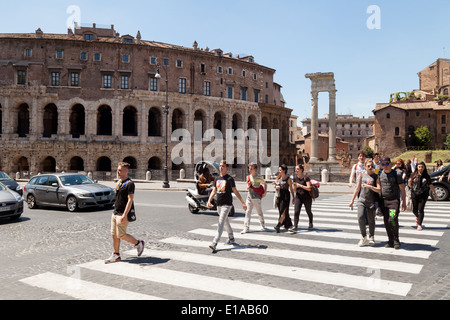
[2,0,450,124]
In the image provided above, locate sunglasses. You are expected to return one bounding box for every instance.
[381,163,390,167]
[366,165,374,168]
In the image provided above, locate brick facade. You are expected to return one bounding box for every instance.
[0,25,296,179]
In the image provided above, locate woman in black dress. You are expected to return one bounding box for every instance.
[274,164,294,233]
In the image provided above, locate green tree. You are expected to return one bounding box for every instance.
[444,134,450,149]
[413,126,432,146]
[362,146,374,159]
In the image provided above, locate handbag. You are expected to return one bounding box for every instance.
[247,175,265,198]
[127,208,136,222]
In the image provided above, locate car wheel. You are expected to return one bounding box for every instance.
[433,185,449,201]
[66,196,78,212]
[27,194,38,209]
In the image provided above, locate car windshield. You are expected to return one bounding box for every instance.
[0,172,12,181]
[59,175,95,186]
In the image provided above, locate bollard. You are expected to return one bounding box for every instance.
[321,169,329,183]
[146,171,152,181]
[265,167,272,180]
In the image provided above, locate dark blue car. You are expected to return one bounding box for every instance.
[0,171,23,196]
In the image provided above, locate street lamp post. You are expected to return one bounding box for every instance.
[155,65,170,189]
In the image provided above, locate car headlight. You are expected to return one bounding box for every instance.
[16,185,21,191]
[79,193,93,198]
[14,193,23,202]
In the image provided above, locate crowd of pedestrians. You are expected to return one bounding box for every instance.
[103,153,445,261]
[232,152,441,251]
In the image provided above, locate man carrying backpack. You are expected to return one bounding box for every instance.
[379,156,407,249]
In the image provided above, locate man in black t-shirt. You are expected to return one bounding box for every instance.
[105,162,144,264]
[379,156,406,249]
[207,160,247,252]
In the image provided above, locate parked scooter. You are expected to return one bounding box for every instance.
[185,161,235,216]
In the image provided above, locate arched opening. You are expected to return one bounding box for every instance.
[70,104,85,138]
[70,156,84,171]
[123,106,138,136]
[41,156,56,172]
[43,104,58,137]
[123,156,137,169]
[148,107,161,137]
[17,103,30,137]
[172,108,184,133]
[97,105,112,136]
[18,156,29,172]
[96,156,112,172]
[148,157,161,170]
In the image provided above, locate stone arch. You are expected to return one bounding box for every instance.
[97,105,112,136]
[148,107,161,137]
[123,156,138,169]
[43,103,58,138]
[70,104,85,138]
[41,156,56,172]
[148,157,161,170]
[172,108,184,133]
[70,156,84,171]
[96,156,112,172]
[17,103,30,137]
[123,105,138,136]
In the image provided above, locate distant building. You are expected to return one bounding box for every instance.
[372,59,450,156]
[301,113,374,161]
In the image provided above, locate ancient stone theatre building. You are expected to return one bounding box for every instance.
[0,24,296,179]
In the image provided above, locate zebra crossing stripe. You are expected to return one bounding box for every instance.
[121,249,412,297]
[20,272,164,300]
[260,214,445,237]
[224,221,440,246]
[189,228,433,259]
[79,260,332,300]
[160,237,424,274]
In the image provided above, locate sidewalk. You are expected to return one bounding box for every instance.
[97,179,353,194]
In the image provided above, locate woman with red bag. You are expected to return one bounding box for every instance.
[240,163,267,234]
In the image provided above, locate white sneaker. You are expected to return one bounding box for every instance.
[240,228,249,234]
[368,236,375,246]
[105,253,121,264]
[135,240,145,257]
[358,236,368,247]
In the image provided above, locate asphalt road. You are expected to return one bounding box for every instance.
[1,190,450,302]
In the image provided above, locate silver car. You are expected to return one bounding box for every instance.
[24,173,116,212]
[0,182,24,220]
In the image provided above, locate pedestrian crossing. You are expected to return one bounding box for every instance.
[19,194,449,300]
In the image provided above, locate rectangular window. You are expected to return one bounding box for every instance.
[204,81,211,96]
[123,55,130,63]
[200,64,206,73]
[442,115,446,124]
[176,60,183,68]
[254,90,260,103]
[84,34,94,41]
[150,77,158,91]
[228,87,233,99]
[70,72,80,86]
[81,52,87,60]
[179,78,186,94]
[56,50,64,59]
[241,87,247,101]
[103,75,112,88]
[51,72,60,86]
[217,66,223,73]
[17,70,26,85]
[121,75,129,89]
[164,58,169,66]
[150,57,156,65]
[94,53,101,61]
[25,49,32,57]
